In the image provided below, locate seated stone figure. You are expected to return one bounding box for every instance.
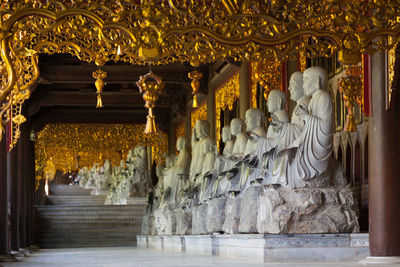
[274,66,345,188]
[235,108,268,192]
[244,89,289,186]
[170,137,191,208]
[198,142,217,202]
[206,126,236,199]
[77,167,89,187]
[130,146,150,197]
[264,71,311,185]
[102,160,112,189]
[189,120,215,203]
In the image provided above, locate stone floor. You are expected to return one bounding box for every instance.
[2,247,399,267]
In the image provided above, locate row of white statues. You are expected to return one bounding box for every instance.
[77,146,151,205]
[144,66,359,235]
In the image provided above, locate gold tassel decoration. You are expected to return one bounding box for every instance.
[96,94,103,108]
[92,69,107,109]
[193,94,198,108]
[136,71,165,134]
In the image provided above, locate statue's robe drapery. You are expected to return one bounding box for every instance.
[283,89,334,188]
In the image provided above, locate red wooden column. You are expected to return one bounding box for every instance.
[368,51,400,258]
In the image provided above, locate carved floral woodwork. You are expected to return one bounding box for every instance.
[1,0,400,146]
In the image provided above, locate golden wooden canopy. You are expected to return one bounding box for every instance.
[1,0,400,148]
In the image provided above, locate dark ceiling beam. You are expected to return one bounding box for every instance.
[38,64,192,85]
[30,108,149,132]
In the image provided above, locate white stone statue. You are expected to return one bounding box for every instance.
[279,66,335,188]
[237,109,268,191]
[230,118,248,161]
[130,146,150,197]
[189,120,215,193]
[199,142,217,202]
[171,137,191,207]
[103,160,112,189]
[77,167,89,187]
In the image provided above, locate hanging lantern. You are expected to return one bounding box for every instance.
[92,69,107,108]
[188,70,202,108]
[136,71,164,133]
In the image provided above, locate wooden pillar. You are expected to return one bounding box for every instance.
[7,145,19,252]
[368,51,400,257]
[0,133,16,262]
[17,126,27,249]
[239,62,250,120]
[0,135,8,254]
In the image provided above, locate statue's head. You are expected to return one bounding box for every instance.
[289,71,304,101]
[195,120,210,139]
[202,140,215,154]
[222,126,232,143]
[267,89,286,113]
[165,154,175,168]
[176,137,188,151]
[245,108,265,131]
[303,66,328,96]
[230,118,246,136]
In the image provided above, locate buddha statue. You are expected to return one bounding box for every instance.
[103,160,112,189]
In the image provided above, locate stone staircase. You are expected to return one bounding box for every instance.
[35,185,146,248]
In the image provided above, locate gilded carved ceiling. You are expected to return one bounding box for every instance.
[1,0,400,148]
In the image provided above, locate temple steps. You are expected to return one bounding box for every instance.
[35,185,146,248]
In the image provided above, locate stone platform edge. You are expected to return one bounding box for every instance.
[137,233,369,262]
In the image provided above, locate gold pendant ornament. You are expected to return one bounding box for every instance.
[92,69,107,109]
[188,70,203,108]
[136,71,164,134]
[338,66,363,132]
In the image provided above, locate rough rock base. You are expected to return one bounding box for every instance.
[223,197,241,234]
[257,187,360,234]
[192,203,208,234]
[154,207,176,235]
[205,198,227,233]
[238,186,263,233]
[175,209,192,235]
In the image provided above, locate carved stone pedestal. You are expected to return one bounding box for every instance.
[238,186,263,233]
[223,197,241,234]
[257,187,360,234]
[175,209,192,235]
[205,198,227,233]
[192,203,208,234]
